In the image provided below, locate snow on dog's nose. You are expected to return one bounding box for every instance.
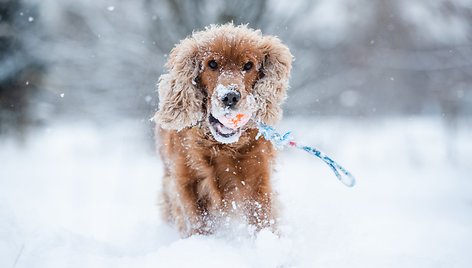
[212,84,253,129]
[208,84,256,143]
[221,91,240,108]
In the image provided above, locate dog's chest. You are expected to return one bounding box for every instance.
[199,147,270,198]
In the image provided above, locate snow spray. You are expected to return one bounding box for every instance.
[256,122,356,187]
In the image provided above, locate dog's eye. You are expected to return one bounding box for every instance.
[243,61,253,71]
[208,60,218,70]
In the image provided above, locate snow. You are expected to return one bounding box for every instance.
[1,117,472,267]
[215,84,238,99]
[211,84,255,130]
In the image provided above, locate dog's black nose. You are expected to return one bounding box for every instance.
[221,91,241,108]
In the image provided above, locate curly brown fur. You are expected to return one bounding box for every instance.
[155,24,292,237]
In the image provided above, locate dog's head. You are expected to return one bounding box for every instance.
[155,24,292,143]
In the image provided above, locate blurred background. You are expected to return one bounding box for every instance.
[1,0,471,138]
[1,1,472,267]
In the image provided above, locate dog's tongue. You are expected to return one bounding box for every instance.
[217,113,251,130]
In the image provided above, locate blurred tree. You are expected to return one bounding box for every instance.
[0,0,43,137]
[1,0,471,137]
[284,0,472,117]
[145,0,269,52]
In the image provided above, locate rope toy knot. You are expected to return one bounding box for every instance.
[255,123,293,149]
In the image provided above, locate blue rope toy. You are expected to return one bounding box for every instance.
[256,122,356,187]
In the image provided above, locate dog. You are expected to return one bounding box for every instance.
[154,24,292,237]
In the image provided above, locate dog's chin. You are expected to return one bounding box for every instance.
[208,114,243,144]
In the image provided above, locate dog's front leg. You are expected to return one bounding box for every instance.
[243,170,278,233]
[175,181,209,237]
[248,193,277,231]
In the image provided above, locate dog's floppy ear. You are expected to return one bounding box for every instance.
[155,38,203,131]
[253,36,293,125]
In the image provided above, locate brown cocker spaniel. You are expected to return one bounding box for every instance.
[154,24,292,237]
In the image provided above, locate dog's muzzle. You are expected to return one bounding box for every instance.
[207,84,255,144]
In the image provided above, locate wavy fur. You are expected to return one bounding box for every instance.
[155,24,292,129]
[155,24,293,237]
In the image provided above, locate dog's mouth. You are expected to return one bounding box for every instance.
[208,113,242,144]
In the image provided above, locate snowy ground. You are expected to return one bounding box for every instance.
[1,117,471,268]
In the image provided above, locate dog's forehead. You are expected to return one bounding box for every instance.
[201,35,262,63]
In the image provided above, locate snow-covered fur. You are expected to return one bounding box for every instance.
[155,23,292,130]
[155,24,292,237]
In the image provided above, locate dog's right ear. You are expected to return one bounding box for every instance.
[154,38,203,131]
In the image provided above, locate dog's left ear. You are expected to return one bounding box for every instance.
[253,35,293,125]
[154,38,203,131]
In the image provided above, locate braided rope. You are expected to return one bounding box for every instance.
[256,122,356,187]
